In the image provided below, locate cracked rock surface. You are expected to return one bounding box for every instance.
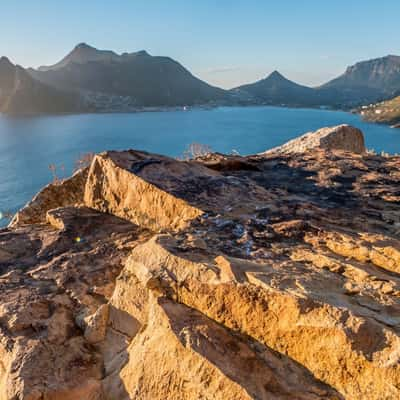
[1,125,400,399]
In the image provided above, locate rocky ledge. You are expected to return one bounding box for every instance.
[1,125,400,399]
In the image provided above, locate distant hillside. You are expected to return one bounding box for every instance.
[320,55,400,106]
[232,71,323,106]
[0,57,80,115]
[234,55,400,109]
[323,55,400,93]
[2,45,400,115]
[358,95,400,127]
[30,43,229,109]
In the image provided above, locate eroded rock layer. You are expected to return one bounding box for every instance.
[1,126,400,399]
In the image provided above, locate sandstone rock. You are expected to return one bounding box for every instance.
[83,149,269,232]
[263,124,366,154]
[84,304,110,344]
[108,295,339,400]
[0,207,150,399]
[84,151,207,231]
[2,126,400,399]
[10,167,88,227]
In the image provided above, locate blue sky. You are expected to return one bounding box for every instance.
[1,1,399,88]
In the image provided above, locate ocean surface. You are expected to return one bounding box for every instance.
[1,106,399,227]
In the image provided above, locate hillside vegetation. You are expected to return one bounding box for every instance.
[359,95,400,126]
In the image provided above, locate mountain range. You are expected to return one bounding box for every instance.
[29,43,227,110]
[1,43,400,114]
[233,55,400,108]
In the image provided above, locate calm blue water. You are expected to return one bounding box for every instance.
[0,106,399,226]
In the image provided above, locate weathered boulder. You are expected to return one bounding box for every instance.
[83,151,207,231]
[263,124,366,154]
[83,149,269,232]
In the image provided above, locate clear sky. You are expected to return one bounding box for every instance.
[1,1,399,89]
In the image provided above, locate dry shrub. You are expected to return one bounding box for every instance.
[48,164,65,185]
[182,143,212,160]
[0,210,14,220]
[48,152,94,185]
[75,152,95,171]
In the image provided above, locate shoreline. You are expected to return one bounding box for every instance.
[0,103,351,119]
[0,108,399,229]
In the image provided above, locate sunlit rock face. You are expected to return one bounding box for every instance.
[1,125,400,399]
[263,124,366,155]
[83,150,209,231]
[10,168,88,227]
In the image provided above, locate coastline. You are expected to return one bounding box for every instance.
[0,105,399,229]
[0,102,349,118]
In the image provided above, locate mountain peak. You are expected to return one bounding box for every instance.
[121,50,150,58]
[37,44,154,73]
[74,42,95,50]
[134,50,150,56]
[71,43,108,55]
[347,54,400,71]
[233,69,316,106]
[384,54,400,63]
[270,70,283,77]
[0,56,13,67]
[38,43,119,71]
[265,70,287,81]
[0,57,15,78]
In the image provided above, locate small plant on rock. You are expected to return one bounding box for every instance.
[182,143,212,160]
[0,210,14,221]
[48,164,65,185]
[74,152,95,171]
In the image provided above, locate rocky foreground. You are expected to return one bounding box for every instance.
[1,125,400,399]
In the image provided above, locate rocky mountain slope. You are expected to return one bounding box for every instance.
[1,125,400,399]
[30,43,228,109]
[37,43,126,72]
[322,55,400,100]
[2,44,400,114]
[0,57,81,114]
[323,55,400,108]
[234,55,400,109]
